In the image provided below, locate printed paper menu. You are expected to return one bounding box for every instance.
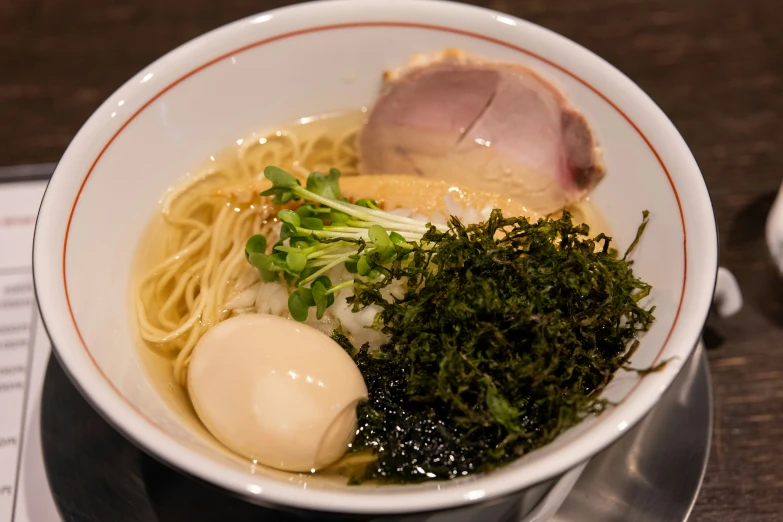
[0,179,60,522]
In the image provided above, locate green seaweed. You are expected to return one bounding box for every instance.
[341,210,655,483]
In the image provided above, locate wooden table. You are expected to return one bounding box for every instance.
[2,0,780,520]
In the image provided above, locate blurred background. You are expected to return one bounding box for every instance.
[1,1,780,520]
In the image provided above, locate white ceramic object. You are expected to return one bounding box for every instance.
[767,181,783,275]
[713,267,742,318]
[33,0,718,516]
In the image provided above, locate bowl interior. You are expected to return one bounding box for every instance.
[33,0,716,514]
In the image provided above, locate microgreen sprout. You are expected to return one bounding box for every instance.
[246,166,441,320]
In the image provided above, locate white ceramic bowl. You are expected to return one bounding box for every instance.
[33,0,717,516]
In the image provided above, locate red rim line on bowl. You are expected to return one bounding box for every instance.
[61,20,687,466]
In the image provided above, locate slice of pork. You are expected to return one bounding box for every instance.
[358,49,605,215]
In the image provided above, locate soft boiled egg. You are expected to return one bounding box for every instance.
[187,314,368,472]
